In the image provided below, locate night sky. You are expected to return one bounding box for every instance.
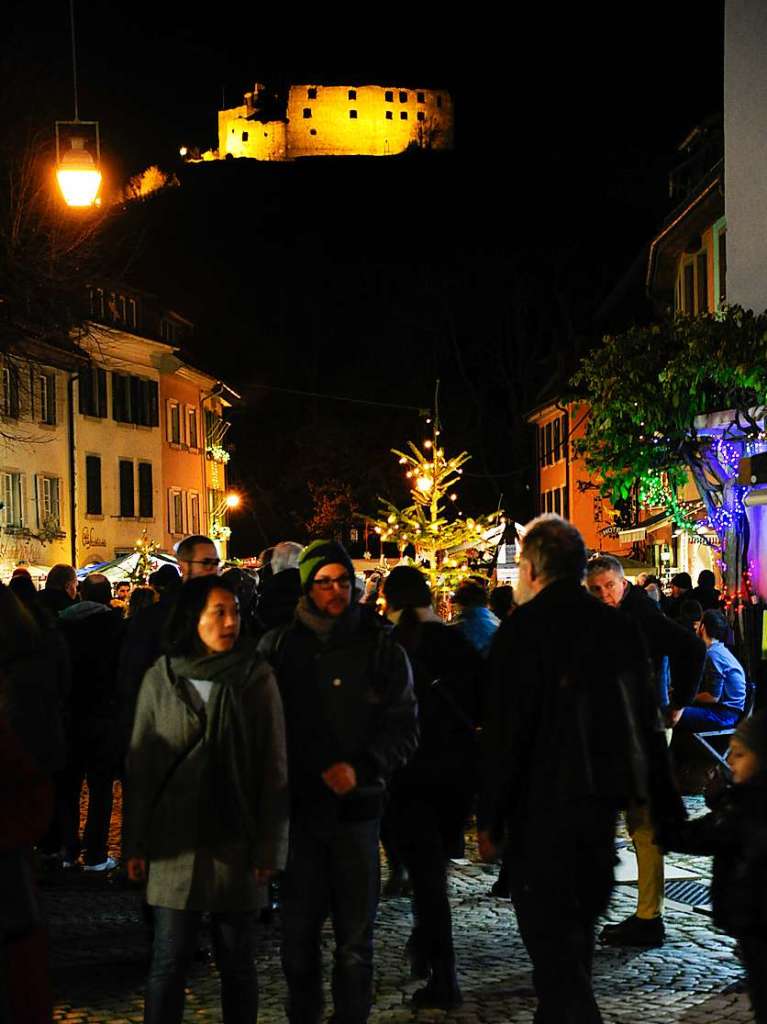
[4,3,725,554]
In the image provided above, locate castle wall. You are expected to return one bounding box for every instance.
[218,106,288,160]
[286,84,453,159]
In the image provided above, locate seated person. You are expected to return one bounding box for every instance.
[670,609,747,731]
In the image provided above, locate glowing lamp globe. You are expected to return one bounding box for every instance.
[225,493,241,510]
[56,137,101,207]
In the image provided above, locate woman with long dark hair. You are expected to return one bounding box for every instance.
[123,575,289,1024]
[382,566,483,1010]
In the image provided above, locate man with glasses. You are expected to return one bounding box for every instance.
[260,539,417,1024]
[175,535,222,579]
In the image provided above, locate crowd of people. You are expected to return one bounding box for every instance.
[0,520,762,1024]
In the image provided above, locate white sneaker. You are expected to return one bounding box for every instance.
[83,857,118,872]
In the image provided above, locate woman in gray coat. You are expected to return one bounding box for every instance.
[124,575,289,1024]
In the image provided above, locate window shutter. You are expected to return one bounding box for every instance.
[34,473,40,527]
[48,374,57,425]
[79,368,92,415]
[112,373,122,421]
[97,369,107,418]
[86,455,102,515]
[138,463,153,518]
[29,368,35,420]
[148,380,159,427]
[119,460,135,517]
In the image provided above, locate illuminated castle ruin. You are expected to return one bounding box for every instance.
[201,82,454,162]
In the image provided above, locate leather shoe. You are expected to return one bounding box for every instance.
[599,914,664,947]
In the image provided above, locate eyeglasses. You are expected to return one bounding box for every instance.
[184,558,221,568]
[312,574,352,591]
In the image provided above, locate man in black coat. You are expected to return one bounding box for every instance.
[586,554,705,946]
[58,573,125,870]
[260,540,417,1024]
[479,516,682,1024]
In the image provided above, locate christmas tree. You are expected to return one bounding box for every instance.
[371,416,503,597]
[129,529,159,584]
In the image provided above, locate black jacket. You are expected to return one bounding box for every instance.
[259,604,417,822]
[664,776,767,936]
[481,579,684,842]
[619,583,705,709]
[390,620,481,790]
[59,602,125,724]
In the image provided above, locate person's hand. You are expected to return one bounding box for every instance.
[666,708,683,728]
[322,762,357,795]
[253,867,277,885]
[127,857,146,882]
[478,830,498,863]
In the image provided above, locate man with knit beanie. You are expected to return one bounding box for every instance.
[259,539,417,1024]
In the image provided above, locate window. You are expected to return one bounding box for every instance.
[677,250,711,316]
[127,298,137,328]
[348,89,356,100]
[553,418,561,462]
[400,111,408,120]
[85,455,102,515]
[113,373,159,427]
[544,422,553,466]
[167,400,182,444]
[38,373,56,425]
[307,87,317,99]
[89,287,105,319]
[417,111,425,121]
[696,252,709,315]
[138,463,153,519]
[37,475,61,528]
[1,364,20,419]
[79,366,107,418]
[399,91,407,102]
[683,263,695,313]
[303,108,312,118]
[349,110,358,119]
[189,491,201,535]
[119,459,135,518]
[160,319,177,343]
[385,111,393,120]
[384,90,393,102]
[1,472,23,528]
[242,131,249,142]
[187,408,198,449]
[417,91,425,103]
[169,489,185,534]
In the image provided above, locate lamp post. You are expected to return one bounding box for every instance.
[55,0,102,207]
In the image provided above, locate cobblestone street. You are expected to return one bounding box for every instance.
[39,791,753,1024]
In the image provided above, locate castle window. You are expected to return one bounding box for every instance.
[436,95,442,108]
[399,91,407,103]
[307,88,317,99]
[385,111,393,120]
[348,89,357,100]
[309,128,317,135]
[417,91,425,103]
[385,90,393,102]
[417,111,425,121]
[303,108,312,118]
[242,131,249,141]
[349,110,358,119]
[400,111,408,120]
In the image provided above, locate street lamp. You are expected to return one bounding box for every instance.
[55,0,102,207]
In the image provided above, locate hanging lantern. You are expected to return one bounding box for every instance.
[55,123,102,207]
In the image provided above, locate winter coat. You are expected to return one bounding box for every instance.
[619,582,706,709]
[259,603,417,823]
[123,639,289,911]
[59,602,125,724]
[451,606,499,658]
[664,776,767,936]
[390,620,481,791]
[481,579,684,843]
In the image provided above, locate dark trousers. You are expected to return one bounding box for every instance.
[507,808,616,1024]
[61,721,115,865]
[280,815,380,1024]
[389,785,468,977]
[145,907,258,1024]
[738,934,767,1023]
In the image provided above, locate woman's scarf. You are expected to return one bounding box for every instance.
[170,640,262,849]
